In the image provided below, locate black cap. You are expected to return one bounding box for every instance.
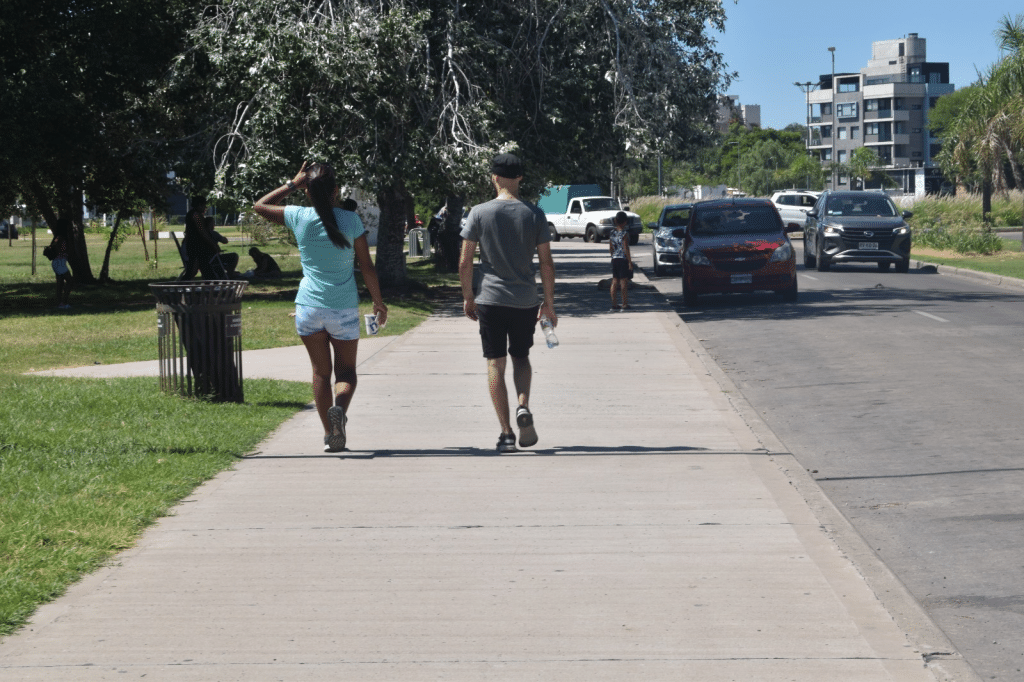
[615,211,628,224]
[491,153,524,179]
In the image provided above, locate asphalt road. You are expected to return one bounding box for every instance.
[639,237,1024,681]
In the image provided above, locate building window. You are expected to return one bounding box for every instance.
[822,150,832,161]
[895,121,907,134]
[837,103,858,119]
[821,125,832,138]
[851,126,860,139]
[866,123,880,135]
[894,98,904,110]
[838,150,847,163]
[866,99,878,112]
[838,81,860,93]
[929,97,940,108]
[838,127,848,140]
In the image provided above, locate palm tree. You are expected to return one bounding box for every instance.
[936,14,1024,228]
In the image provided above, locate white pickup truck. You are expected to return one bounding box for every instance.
[542,194,642,244]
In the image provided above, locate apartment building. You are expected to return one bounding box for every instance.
[717,95,761,134]
[806,34,954,194]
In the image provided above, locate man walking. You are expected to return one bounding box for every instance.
[459,153,557,453]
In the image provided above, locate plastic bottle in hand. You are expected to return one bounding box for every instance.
[540,315,558,349]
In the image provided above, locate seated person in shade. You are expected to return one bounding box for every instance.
[244,246,282,278]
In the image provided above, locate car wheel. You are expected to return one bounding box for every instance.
[629,233,639,246]
[895,257,910,273]
[815,240,830,272]
[779,277,798,302]
[803,233,816,267]
[682,277,698,307]
[651,251,661,276]
[550,226,560,242]
[586,226,602,243]
[877,261,891,271]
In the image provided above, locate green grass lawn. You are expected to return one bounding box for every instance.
[0,233,457,636]
[0,233,449,374]
[913,238,1024,280]
[0,375,311,635]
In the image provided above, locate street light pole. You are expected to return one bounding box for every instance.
[828,46,836,190]
[794,81,818,189]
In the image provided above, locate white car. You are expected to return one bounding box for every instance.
[770,190,820,232]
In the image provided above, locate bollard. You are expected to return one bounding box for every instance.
[149,281,247,402]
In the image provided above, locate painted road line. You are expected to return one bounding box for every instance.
[914,310,949,323]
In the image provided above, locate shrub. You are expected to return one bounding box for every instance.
[629,196,672,230]
[239,212,288,246]
[913,221,1004,255]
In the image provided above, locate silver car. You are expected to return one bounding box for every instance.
[648,203,692,276]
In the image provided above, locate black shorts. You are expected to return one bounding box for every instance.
[612,258,631,279]
[477,304,539,359]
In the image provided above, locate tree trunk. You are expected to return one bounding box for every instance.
[982,179,993,231]
[437,194,464,272]
[98,213,123,283]
[27,177,96,283]
[374,181,410,289]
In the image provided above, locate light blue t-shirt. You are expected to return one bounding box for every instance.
[284,205,364,310]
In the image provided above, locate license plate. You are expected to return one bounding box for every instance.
[859,242,878,250]
[730,273,753,284]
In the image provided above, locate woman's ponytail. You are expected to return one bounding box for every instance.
[306,162,350,249]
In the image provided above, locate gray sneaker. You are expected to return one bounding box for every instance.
[516,406,538,448]
[327,405,347,452]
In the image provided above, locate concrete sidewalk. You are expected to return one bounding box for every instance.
[1,244,977,681]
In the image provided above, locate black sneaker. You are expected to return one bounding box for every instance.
[327,405,347,452]
[496,432,517,453]
[516,406,538,448]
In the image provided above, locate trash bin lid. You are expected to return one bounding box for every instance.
[149,281,247,305]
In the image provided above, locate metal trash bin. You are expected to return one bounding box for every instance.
[408,228,424,257]
[149,281,247,403]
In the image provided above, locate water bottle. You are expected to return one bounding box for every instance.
[540,315,559,349]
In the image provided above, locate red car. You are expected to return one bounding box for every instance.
[673,198,798,306]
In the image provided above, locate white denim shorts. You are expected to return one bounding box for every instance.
[51,258,70,276]
[294,304,360,340]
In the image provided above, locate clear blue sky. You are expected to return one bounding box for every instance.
[714,0,1022,130]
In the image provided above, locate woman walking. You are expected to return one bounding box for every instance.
[608,211,633,310]
[49,217,73,309]
[254,162,388,452]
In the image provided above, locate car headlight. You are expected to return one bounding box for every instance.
[599,218,614,226]
[655,236,681,249]
[684,248,711,267]
[769,242,793,263]
[893,224,910,235]
[823,224,842,235]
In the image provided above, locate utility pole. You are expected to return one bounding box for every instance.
[828,46,837,190]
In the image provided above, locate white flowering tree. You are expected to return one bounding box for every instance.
[171,0,730,285]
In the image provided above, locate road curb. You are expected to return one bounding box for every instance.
[912,258,1024,290]
[635,265,983,682]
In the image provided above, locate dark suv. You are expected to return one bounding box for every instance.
[804,190,913,272]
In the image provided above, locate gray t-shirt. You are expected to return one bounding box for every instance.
[461,198,551,308]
